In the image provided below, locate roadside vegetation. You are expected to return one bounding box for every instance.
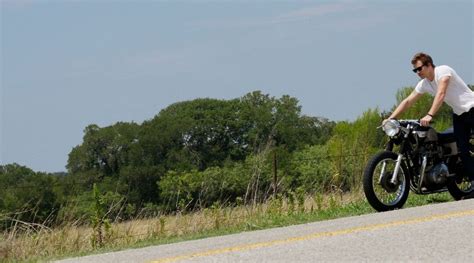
[0,190,452,262]
[1,86,471,262]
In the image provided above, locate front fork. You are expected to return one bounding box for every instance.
[378,153,405,185]
[380,138,408,185]
[390,154,404,184]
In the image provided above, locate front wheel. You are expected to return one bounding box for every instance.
[363,151,410,212]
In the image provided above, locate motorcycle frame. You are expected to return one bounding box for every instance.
[383,124,451,195]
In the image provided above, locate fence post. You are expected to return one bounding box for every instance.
[273,150,278,197]
[91,183,104,248]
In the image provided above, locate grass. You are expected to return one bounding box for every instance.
[0,190,454,262]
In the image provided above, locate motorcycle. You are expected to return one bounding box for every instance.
[363,119,474,212]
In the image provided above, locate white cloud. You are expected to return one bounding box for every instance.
[274,3,362,23]
[194,2,370,30]
[1,0,39,9]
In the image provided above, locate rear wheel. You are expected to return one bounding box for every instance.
[447,171,473,200]
[363,151,410,212]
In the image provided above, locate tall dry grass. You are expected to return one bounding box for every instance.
[1,191,365,262]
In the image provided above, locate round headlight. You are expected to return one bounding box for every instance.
[382,120,400,137]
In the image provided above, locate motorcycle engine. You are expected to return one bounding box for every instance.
[415,126,450,188]
[419,141,448,187]
[425,162,449,186]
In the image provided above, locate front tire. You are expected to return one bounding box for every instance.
[363,151,410,212]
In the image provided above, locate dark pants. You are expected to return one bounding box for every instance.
[453,107,474,179]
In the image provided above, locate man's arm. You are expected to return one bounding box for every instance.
[386,90,423,121]
[420,76,450,126]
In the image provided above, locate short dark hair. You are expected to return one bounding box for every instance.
[411,52,435,67]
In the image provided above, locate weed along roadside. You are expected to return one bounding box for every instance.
[2,87,470,262]
[0,191,453,262]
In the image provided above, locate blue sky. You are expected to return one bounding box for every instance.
[1,0,473,172]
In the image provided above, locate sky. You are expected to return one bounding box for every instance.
[1,0,473,173]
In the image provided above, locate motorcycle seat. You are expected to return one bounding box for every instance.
[437,128,456,144]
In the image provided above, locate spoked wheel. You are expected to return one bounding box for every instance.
[363,151,410,212]
[447,172,473,200]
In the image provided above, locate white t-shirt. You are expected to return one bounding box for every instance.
[414,65,474,115]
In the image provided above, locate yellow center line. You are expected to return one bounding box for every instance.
[149,209,474,263]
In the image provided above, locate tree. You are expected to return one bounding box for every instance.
[66,122,140,176]
[0,164,59,229]
[325,108,384,191]
[140,98,246,171]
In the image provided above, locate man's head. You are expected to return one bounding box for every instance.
[411,52,435,79]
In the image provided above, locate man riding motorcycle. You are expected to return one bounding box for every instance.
[383,52,474,198]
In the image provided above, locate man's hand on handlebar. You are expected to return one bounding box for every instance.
[420,114,433,127]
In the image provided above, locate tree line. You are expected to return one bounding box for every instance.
[1,86,470,230]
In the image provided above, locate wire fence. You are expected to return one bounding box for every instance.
[1,151,372,237]
[2,152,371,192]
[0,161,372,263]
[2,187,368,246]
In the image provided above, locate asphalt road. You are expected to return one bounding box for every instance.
[56,199,474,263]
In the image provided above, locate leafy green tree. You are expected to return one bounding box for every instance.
[325,108,384,190]
[0,164,59,229]
[238,91,332,153]
[238,91,277,153]
[289,145,334,192]
[159,163,251,211]
[140,98,246,171]
[66,122,140,176]
[118,165,163,207]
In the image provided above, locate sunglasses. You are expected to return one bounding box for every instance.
[412,64,425,73]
